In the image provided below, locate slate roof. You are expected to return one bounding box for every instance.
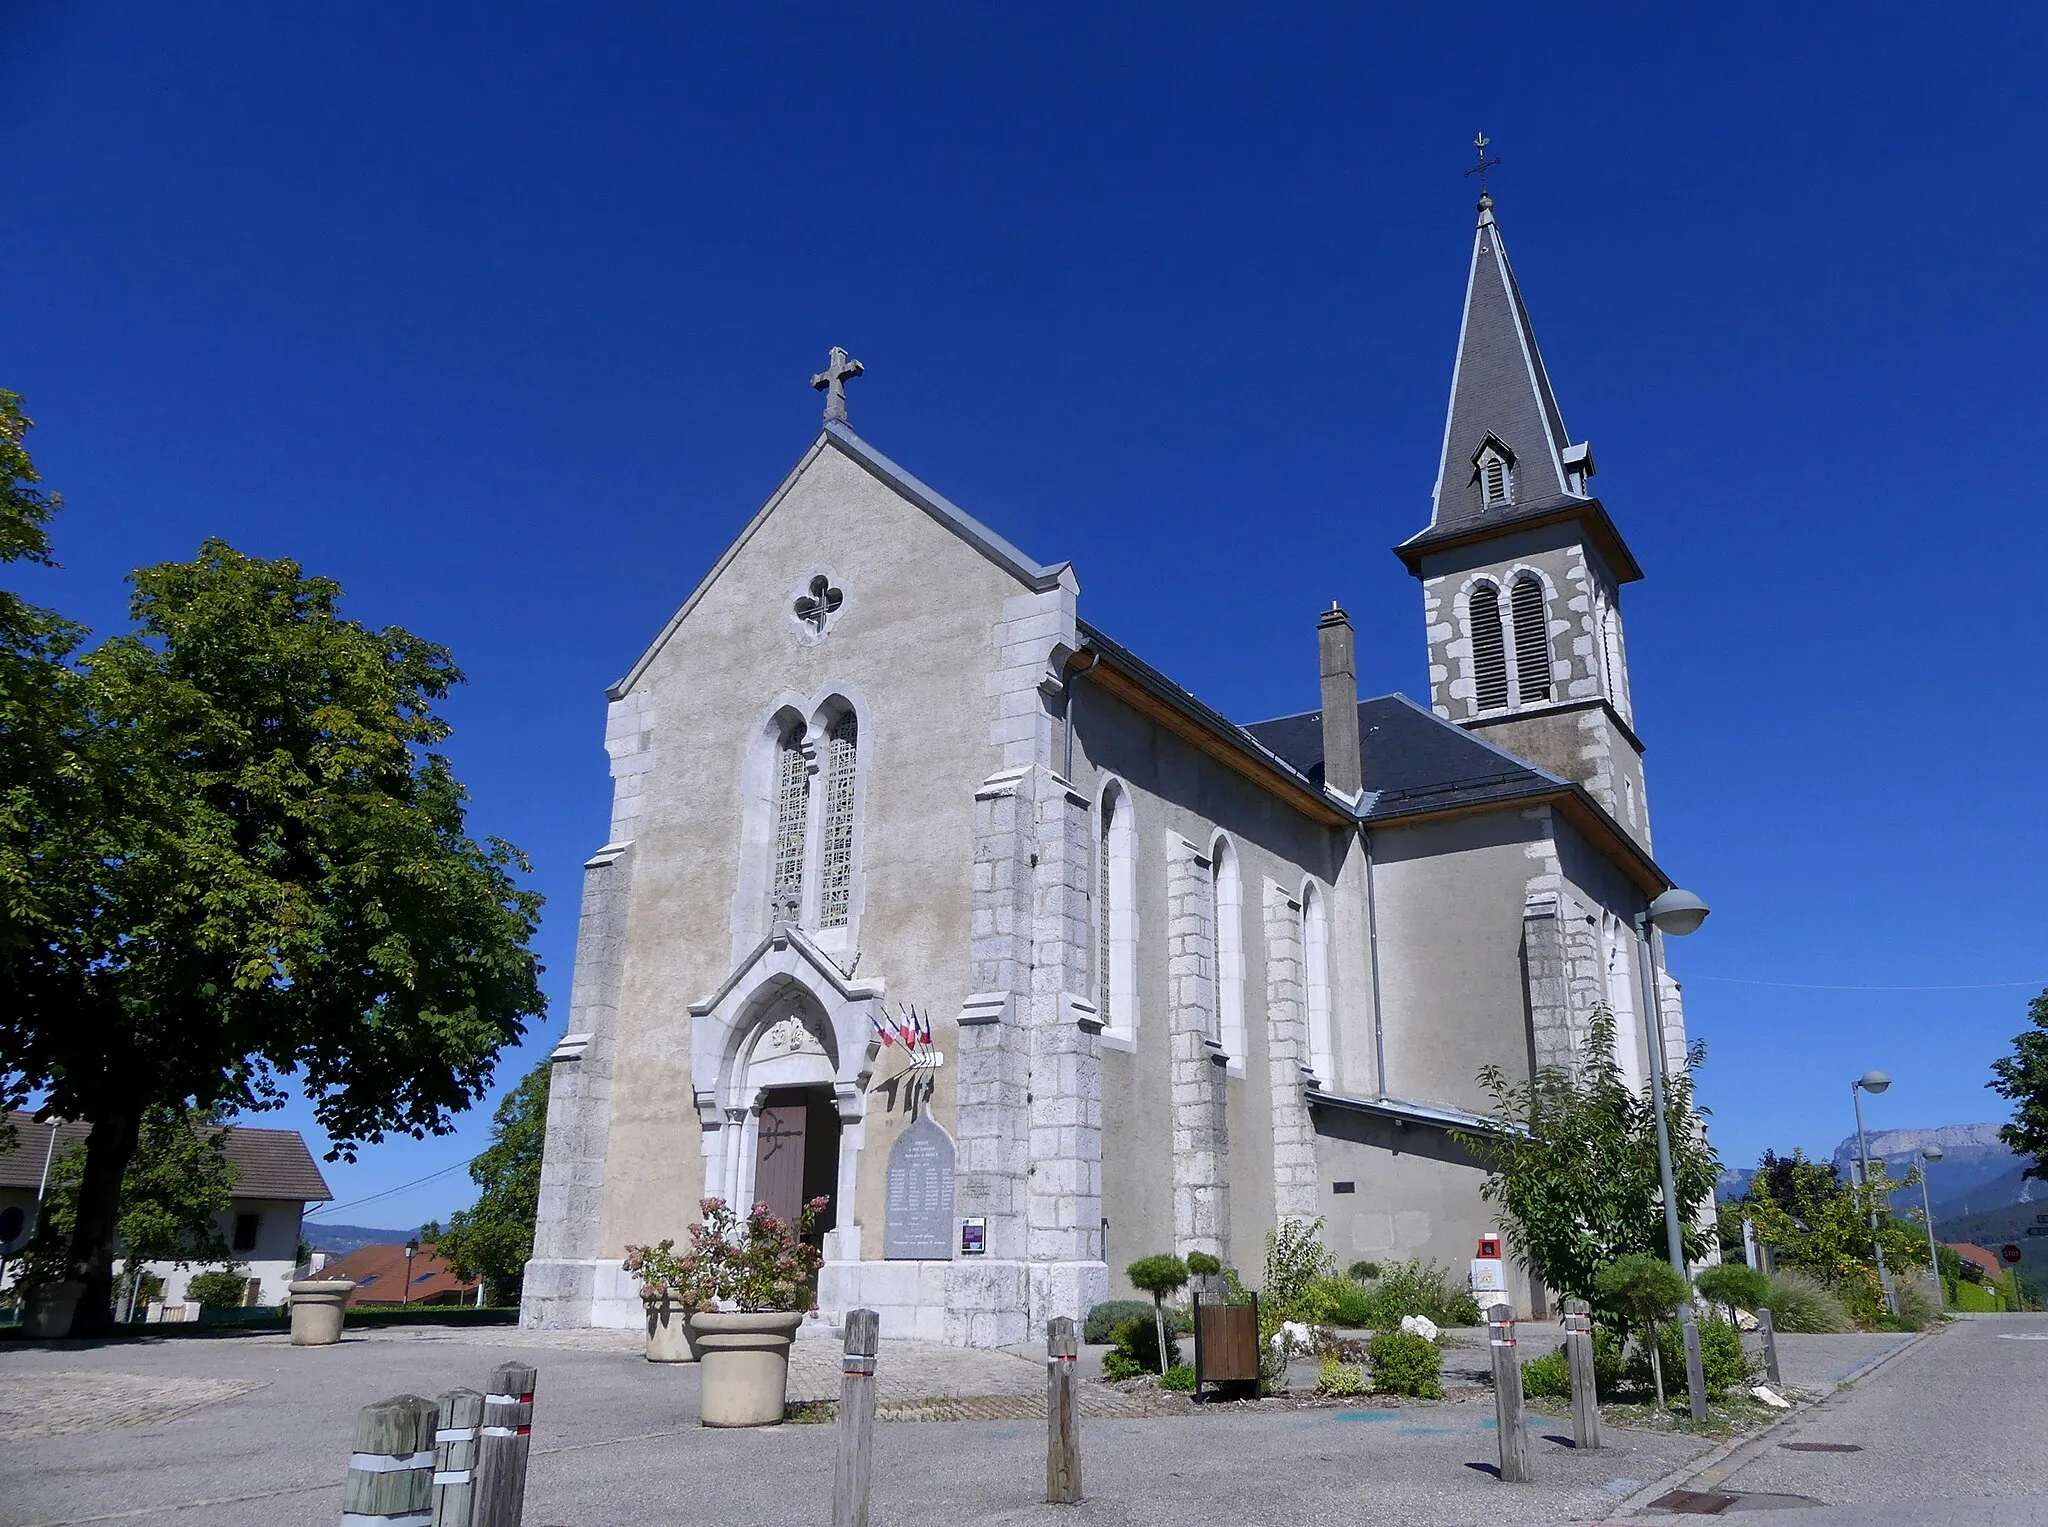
[0,1112,333,1202]
[1242,693,1564,821]
[1427,197,1575,529]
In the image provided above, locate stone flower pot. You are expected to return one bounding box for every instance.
[691,1310,805,1426]
[645,1289,702,1362]
[23,1281,84,1339]
[287,1279,357,1346]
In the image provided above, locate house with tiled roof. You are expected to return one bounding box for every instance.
[318,1241,481,1307]
[0,1112,332,1308]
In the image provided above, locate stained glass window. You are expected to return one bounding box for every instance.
[818,711,858,927]
[770,729,809,921]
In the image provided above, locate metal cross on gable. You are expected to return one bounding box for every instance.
[793,574,843,634]
[811,345,864,424]
[1466,131,1501,197]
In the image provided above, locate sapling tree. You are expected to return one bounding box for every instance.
[1126,1253,1190,1377]
[1695,1262,1769,1323]
[1595,1253,1689,1407]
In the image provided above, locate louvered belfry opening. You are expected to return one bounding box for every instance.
[1511,575,1552,703]
[1483,455,1511,506]
[1470,583,1509,711]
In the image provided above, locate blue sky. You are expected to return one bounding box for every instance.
[4,4,2044,1231]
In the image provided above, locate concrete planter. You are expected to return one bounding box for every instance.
[23,1281,84,1339]
[691,1310,805,1426]
[287,1280,357,1346]
[645,1291,702,1362]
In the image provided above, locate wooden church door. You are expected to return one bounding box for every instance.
[753,1097,809,1228]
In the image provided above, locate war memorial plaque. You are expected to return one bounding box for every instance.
[884,1114,956,1260]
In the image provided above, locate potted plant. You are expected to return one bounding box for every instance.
[684,1196,829,1426]
[623,1238,709,1363]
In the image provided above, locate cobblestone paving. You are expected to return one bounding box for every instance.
[0,1369,269,1440]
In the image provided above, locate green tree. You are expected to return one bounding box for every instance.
[1125,1253,1190,1378]
[1989,988,2048,1182]
[1594,1253,1688,1406]
[1,540,545,1334]
[1455,1007,1720,1303]
[0,392,86,1039]
[20,1106,239,1318]
[424,1060,550,1304]
[1742,1151,1927,1325]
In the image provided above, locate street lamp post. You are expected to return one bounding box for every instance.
[1633,886,1711,1421]
[1850,1071,1896,1316]
[1919,1144,1945,1314]
[403,1237,419,1311]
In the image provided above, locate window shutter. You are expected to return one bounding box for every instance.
[1471,584,1509,710]
[1511,576,1552,703]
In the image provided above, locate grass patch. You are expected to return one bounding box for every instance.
[784,1400,838,1424]
[1599,1391,1785,1438]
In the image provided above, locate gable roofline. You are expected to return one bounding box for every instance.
[1074,622,1354,827]
[608,423,1073,701]
[1392,494,1644,583]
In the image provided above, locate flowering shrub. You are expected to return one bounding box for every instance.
[627,1196,829,1315]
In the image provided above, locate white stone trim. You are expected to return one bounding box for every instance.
[1094,776,1140,1046]
[1208,832,1247,1075]
[1300,878,1334,1085]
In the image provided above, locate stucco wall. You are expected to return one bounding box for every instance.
[1367,806,1551,1115]
[596,441,1041,1263]
[1067,672,1343,1292]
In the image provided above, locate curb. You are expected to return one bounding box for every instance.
[1599,1325,1933,1521]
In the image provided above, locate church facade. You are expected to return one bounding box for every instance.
[520,193,1697,1343]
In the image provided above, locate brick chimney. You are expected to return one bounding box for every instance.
[1317,604,1362,799]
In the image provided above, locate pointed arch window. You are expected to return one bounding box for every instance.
[817,711,858,927]
[769,724,810,922]
[1301,881,1333,1084]
[1210,838,1245,1066]
[1510,574,1552,704]
[1469,582,1509,712]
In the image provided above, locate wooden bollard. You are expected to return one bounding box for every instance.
[1562,1298,1602,1452]
[431,1388,484,1527]
[1486,1303,1532,1484]
[832,1309,880,1527]
[1757,1307,1782,1388]
[1680,1310,1708,1421]
[342,1393,438,1527]
[1046,1315,1082,1504]
[471,1362,536,1527]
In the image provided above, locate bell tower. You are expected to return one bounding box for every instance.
[1394,188,1653,847]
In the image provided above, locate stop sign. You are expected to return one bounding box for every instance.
[2003,1244,2024,1264]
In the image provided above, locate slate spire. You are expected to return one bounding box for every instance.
[1427,191,1592,530]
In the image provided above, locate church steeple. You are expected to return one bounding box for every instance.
[1394,181,1654,849]
[1428,191,1592,528]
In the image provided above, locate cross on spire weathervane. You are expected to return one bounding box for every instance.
[1465,131,1500,203]
[812,346,865,425]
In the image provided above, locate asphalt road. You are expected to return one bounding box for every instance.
[1618,1312,2048,1524]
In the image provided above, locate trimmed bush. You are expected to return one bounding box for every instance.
[1366,1328,1443,1398]
[1346,1260,1382,1282]
[185,1267,253,1309]
[1160,1363,1196,1392]
[1696,1263,1770,1316]
[1316,1356,1368,1397]
[1636,1316,1751,1396]
[1185,1252,1222,1279]
[1085,1299,1155,1345]
[1520,1344,1573,1400]
[1762,1270,1854,1334]
[1105,1313,1179,1378]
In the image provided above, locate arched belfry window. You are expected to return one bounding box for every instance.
[1510,574,1552,704]
[769,723,810,922]
[1097,780,1138,1043]
[817,710,859,927]
[1469,582,1509,713]
[1210,837,1245,1067]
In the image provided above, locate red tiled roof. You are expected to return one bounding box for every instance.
[1947,1242,2006,1279]
[0,1112,331,1201]
[319,1242,480,1305]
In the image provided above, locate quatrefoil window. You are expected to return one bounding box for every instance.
[793,574,844,639]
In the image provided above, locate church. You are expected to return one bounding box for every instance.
[520,189,1696,1343]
